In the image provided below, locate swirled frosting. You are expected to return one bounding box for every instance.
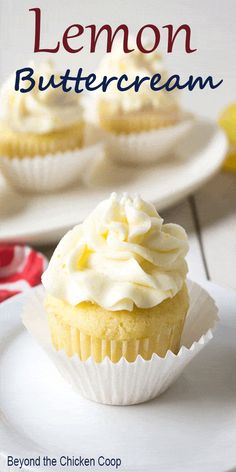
[42,193,189,311]
[0,61,83,133]
[95,44,179,114]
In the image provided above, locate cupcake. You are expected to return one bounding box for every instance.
[0,61,83,157]
[95,51,180,134]
[0,61,94,192]
[218,103,236,172]
[42,193,189,363]
[85,47,193,164]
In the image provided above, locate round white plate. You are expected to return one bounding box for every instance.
[0,118,227,245]
[0,280,235,472]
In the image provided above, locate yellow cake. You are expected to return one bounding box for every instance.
[0,121,84,158]
[0,61,84,159]
[97,103,180,134]
[218,103,236,172]
[42,193,189,363]
[45,284,188,362]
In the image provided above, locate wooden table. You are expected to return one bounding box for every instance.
[164,171,236,290]
[40,170,236,291]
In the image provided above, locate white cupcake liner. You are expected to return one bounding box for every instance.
[85,114,194,166]
[22,280,218,405]
[0,144,105,194]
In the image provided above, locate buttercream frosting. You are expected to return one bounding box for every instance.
[0,61,83,133]
[42,193,189,311]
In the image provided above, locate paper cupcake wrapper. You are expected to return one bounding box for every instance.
[22,280,218,405]
[85,114,194,165]
[0,144,105,193]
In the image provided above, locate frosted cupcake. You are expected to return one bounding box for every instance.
[85,47,193,164]
[0,61,83,157]
[42,193,189,363]
[96,51,179,133]
[0,61,91,192]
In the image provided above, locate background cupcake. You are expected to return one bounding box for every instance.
[0,61,93,192]
[42,193,189,363]
[0,60,84,157]
[94,49,180,133]
[85,46,193,164]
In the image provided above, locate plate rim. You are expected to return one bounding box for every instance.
[0,118,228,245]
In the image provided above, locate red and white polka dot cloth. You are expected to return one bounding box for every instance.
[0,244,47,302]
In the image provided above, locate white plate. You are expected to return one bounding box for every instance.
[0,118,227,245]
[0,279,235,472]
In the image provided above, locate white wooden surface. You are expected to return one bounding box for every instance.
[40,170,236,291]
[164,172,236,290]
